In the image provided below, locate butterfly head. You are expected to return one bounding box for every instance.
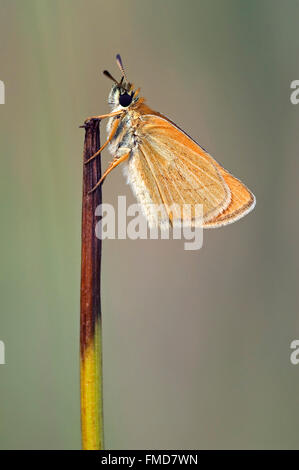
[104,55,140,109]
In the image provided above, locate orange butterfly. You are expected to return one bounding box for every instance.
[85,55,255,228]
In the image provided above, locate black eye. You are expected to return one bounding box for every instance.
[119,92,132,107]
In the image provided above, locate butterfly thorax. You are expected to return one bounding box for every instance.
[107,84,165,159]
[107,88,153,157]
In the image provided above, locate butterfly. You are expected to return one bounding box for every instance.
[85,55,255,228]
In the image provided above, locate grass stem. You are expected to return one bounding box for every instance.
[80,119,104,450]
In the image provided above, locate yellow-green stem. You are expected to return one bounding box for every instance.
[80,320,103,449]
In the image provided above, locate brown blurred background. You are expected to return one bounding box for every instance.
[0,0,299,449]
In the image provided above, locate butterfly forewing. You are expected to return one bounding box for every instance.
[135,115,231,225]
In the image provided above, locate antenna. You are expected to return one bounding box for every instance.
[116,54,128,82]
[103,70,119,85]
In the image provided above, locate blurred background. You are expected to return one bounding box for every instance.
[0,0,299,450]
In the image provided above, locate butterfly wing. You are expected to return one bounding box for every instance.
[203,163,256,227]
[129,114,231,226]
[125,113,255,228]
[124,144,170,229]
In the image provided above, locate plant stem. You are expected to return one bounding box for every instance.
[80,119,104,450]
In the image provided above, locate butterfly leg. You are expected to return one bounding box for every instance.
[84,110,123,123]
[88,151,130,194]
[84,118,120,165]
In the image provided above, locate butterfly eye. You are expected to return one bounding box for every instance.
[119,92,133,107]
